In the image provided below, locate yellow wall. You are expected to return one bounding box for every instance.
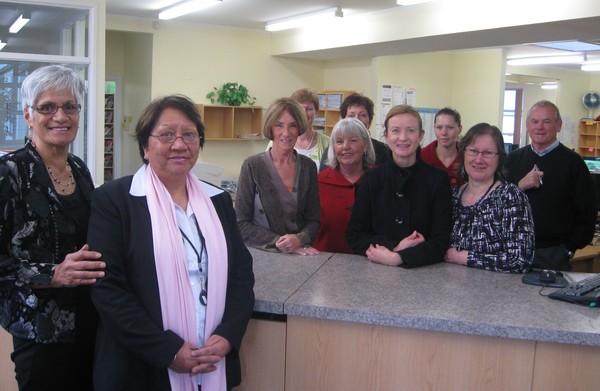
[107,17,326,179]
[106,15,600,181]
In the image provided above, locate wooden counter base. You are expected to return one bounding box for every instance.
[237,316,600,391]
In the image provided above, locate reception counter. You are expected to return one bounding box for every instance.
[237,249,600,391]
[2,248,599,391]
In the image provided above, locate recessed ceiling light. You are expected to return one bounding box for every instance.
[527,40,600,52]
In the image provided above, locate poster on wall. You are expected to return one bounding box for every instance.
[559,115,577,149]
[375,84,424,143]
[406,88,417,106]
[417,108,438,145]
[393,86,406,105]
[381,84,393,105]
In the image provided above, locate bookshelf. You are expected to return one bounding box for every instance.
[196,104,263,140]
[578,120,600,157]
[104,91,115,181]
[314,90,355,136]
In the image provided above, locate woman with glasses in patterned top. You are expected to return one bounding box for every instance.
[0,65,105,390]
[444,123,535,273]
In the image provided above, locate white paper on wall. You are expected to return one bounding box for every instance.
[381,85,392,105]
[406,88,417,106]
[393,86,406,105]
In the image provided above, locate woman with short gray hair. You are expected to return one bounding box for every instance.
[0,64,104,390]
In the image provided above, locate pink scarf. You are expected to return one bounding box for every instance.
[145,165,228,391]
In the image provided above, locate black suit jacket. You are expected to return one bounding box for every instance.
[88,175,254,391]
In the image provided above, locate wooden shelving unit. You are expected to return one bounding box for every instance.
[314,90,355,136]
[196,104,263,140]
[578,120,600,157]
[104,92,115,181]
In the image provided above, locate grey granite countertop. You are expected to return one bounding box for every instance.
[249,247,333,313]
[251,249,600,346]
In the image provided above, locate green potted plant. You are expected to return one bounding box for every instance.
[206,82,256,107]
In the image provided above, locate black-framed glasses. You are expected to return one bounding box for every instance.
[32,103,81,115]
[150,132,201,144]
[465,148,498,158]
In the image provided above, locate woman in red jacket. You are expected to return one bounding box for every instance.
[313,118,375,253]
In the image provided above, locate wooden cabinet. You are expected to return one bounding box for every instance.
[314,90,355,136]
[103,92,115,181]
[578,120,600,157]
[196,104,263,140]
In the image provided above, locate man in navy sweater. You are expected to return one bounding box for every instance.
[506,100,597,271]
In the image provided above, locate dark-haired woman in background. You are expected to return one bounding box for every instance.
[421,107,464,187]
[444,123,534,273]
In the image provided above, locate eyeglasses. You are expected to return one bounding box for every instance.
[465,148,498,158]
[150,132,201,144]
[32,103,81,115]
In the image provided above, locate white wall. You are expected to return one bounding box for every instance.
[106,30,153,177]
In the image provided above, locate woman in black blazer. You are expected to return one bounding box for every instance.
[88,95,254,391]
[346,105,452,268]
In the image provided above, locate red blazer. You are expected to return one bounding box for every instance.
[313,167,363,253]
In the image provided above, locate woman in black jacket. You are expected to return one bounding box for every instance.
[346,105,452,268]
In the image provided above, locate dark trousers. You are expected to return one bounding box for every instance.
[11,337,94,391]
[533,244,573,271]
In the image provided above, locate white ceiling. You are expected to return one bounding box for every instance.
[103,0,600,64]
[1,0,599,64]
[105,0,400,30]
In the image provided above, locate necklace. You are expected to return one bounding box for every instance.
[47,161,75,194]
[459,180,496,206]
[296,130,316,150]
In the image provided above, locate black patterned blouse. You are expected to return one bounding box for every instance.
[0,142,96,342]
[450,181,535,273]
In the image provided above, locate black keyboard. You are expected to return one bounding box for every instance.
[549,274,600,307]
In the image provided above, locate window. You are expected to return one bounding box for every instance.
[502,88,523,146]
[0,2,94,165]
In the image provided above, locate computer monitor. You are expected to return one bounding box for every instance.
[504,143,518,153]
[584,157,600,174]
[583,157,600,210]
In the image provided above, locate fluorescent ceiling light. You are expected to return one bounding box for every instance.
[9,13,30,34]
[540,82,558,90]
[507,55,585,66]
[159,0,222,20]
[265,7,343,32]
[582,63,600,72]
[528,40,600,52]
[397,0,435,4]
[0,40,6,51]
